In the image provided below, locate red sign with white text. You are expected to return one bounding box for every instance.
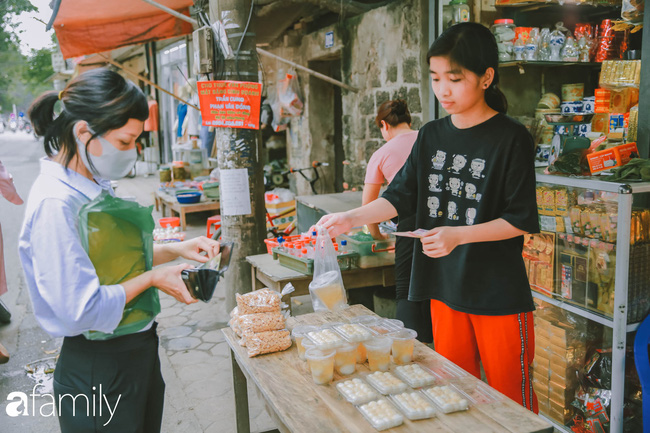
[197,80,262,129]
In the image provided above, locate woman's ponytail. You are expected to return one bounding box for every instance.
[485,84,507,114]
[28,91,59,138]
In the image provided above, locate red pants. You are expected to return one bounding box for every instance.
[430,299,538,413]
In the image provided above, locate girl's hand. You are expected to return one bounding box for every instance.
[316,212,353,238]
[173,236,220,263]
[151,263,197,304]
[421,226,464,258]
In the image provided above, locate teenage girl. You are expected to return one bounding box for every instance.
[21,69,220,431]
[363,100,432,343]
[320,22,539,412]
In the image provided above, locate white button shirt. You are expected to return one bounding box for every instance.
[19,158,126,337]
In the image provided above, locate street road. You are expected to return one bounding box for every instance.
[0,130,61,431]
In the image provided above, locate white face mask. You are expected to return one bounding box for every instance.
[76,126,137,180]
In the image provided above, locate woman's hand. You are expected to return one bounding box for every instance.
[421,226,465,258]
[316,212,354,238]
[151,263,197,304]
[173,236,220,263]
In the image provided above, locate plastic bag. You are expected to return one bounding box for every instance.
[236,288,281,315]
[238,312,285,335]
[269,71,303,132]
[78,191,160,340]
[246,329,291,358]
[622,0,644,24]
[309,225,348,312]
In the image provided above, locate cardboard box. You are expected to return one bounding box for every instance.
[587,142,639,174]
[549,383,576,405]
[550,363,578,381]
[533,360,550,379]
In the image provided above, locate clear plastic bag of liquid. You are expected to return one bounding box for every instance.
[308,225,348,311]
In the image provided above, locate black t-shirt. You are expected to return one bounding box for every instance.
[382,113,539,315]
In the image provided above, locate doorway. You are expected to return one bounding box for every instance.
[307,57,344,193]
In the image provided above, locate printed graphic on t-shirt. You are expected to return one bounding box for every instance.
[466,208,477,225]
[432,151,447,170]
[427,196,442,218]
[448,154,468,174]
[464,183,482,202]
[428,174,443,192]
[469,158,486,179]
[446,177,464,197]
[447,201,459,221]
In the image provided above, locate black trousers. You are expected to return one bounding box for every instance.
[394,219,433,343]
[53,323,165,433]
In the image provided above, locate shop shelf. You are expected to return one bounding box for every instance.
[500,60,602,68]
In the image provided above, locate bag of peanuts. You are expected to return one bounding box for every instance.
[238,312,285,335]
[246,329,292,357]
[236,288,281,315]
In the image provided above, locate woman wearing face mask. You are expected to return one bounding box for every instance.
[21,69,219,432]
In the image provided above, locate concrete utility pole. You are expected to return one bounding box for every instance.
[208,0,266,312]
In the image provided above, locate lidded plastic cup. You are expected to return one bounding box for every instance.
[388,328,418,365]
[305,348,336,385]
[292,325,318,361]
[356,340,369,363]
[302,338,317,353]
[364,336,393,372]
[334,342,358,375]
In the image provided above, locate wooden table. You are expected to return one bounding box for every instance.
[154,189,220,230]
[222,305,553,433]
[245,254,395,311]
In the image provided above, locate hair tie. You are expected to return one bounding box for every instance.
[58,91,64,100]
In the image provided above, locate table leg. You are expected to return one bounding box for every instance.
[231,348,251,433]
[180,209,187,231]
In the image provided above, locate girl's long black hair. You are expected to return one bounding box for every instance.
[427,22,508,114]
[28,68,149,169]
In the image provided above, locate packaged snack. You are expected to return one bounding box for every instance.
[236,289,281,315]
[368,319,404,335]
[423,385,470,414]
[366,371,409,395]
[357,398,404,431]
[390,391,437,420]
[333,323,374,342]
[305,348,336,385]
[357,341,368,363]
[394,364,437,388]
[307,328,346,350]
[246,330,292,358]
[336,378,379,405]
[238,312,285,335]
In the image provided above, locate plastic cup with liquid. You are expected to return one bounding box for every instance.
[356,340,368,363]
[334,342,358,375]
[389,329,418,365]
[364,337,393,372]
[305,348,336,385]
[292,325,318,361]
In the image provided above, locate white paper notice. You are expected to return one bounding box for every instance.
[219,168,252,216]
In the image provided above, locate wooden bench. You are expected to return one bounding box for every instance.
[222,304,553,433]
[154,189,220,230]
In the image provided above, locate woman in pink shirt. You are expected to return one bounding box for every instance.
[363,100,432,343]
[0,160,23,363]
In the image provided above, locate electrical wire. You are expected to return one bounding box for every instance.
[235,0,255,81]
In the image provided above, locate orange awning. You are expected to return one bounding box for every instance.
[53,0,194,58]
